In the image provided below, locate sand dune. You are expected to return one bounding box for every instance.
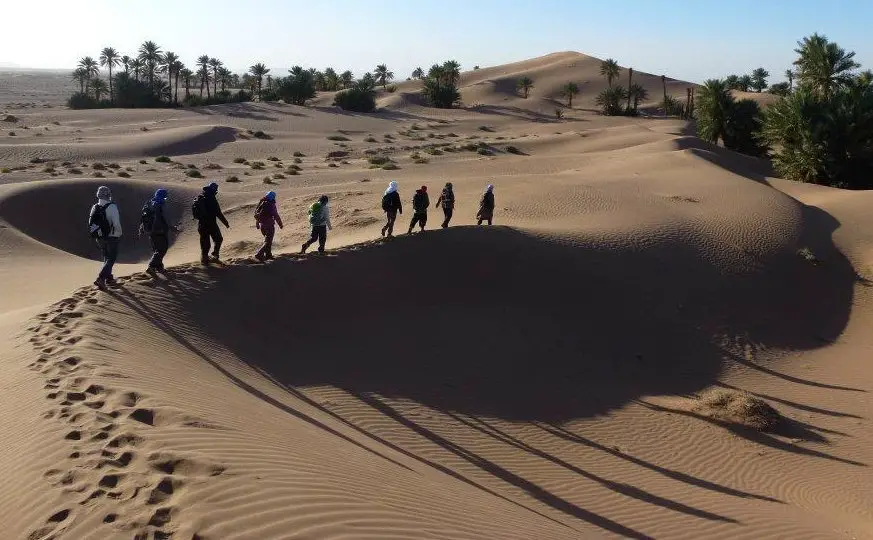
[1,53,872,540]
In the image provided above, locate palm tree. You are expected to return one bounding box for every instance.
[629,83,649,112]
[130,58,144,81]
[99,47,121,101]
[595,85,628,115]
[600,58,619,87]
[785,69,794,91]
[793,33,860,99]
[340,70,354,89]
[91,78,108,101]
[162,52,179,103]
[121,55,131,75]
[695,79,733,145]
[218,67,232,93]
[411,67,425,80]
[78,57,99,91]
[751,67,769,92]
[442,60,461,85]
[428,64,445,82]
[324,67,339,91]
[517,76,534,98]
[209,58,223,96]
[661,75,668,115]
[374,64,394,89]
[173,61,184,103]
[197,55,211,97]
[249,63,269,100]
[725,74,740,90]
[180,68,193,99]
[137,41,163,87]
[626,67,634,110]
[71,68,87,94]
[737,75,752,92]
[561,82,579,107]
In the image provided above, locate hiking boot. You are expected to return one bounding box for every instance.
[155,265,167,273]
[201,257,210,266]
[300,243,308,254]
[93,278,106,290]
[265,254,274,260]
[105,277,119,287]
[210,254,221,262]
[255,252,266,262]
[146,266,158,276]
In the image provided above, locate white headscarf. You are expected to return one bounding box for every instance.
[486,184,494,193]
[385,181,398,195]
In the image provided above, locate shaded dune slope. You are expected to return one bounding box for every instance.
[0,179,197,262]
[132,224,852,421]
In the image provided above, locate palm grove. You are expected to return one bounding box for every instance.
[696,34,873,189]
[70,41,464,113]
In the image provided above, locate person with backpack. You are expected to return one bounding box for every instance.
[380,181,402,237]
[88,185,123,289]
[139,188,177,274]
[192,182,230,265]
[254,191,283,261]
[435,182,455,228]
[407,186,430,234]
[301,195,332,254]
[477,184,495,226]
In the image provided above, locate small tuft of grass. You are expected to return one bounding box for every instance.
[381,163,400,170]
[233,157,246,164]
[139,159,147,164]
[186,163,197,169]
[327,135,351,141]
[155,156,172,163]
[368,155,391,166]
[93,172,105,178]
[692,389,781,431]
[203,163,223,170]
[478,125,495,132]
[477,148,493,156]
[287,169,299,175]
[414,157,429,164]
[0,168,10,174]
[92,163,106,170]
[30,157,45,164]
[250,161,265,170]
[425,148,443,156]
[506,146,523,155]
[293,151,305,157]
[8,132,16,136]
[293,157,303,164]
[253,130,269,139]
[287,164,302,172]
[108,163,121,169]
[267,156,280,161]
[2,115,19,123]
[225,175,241,183]
[68,168,83,174]
[185,169,203,178]
[125,167,134,172]
[273,173,286,179]
[42,166,55,173]
[263,176,274,184]
[328,163,338,168]
[140,126,149,131]
[117,171,131,178]
[365,136,378,143]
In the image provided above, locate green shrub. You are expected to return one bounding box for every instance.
[0,168,10,173]
[368,155,391,165]
[293,151,305,157]
[386,84,397,93]
[226,175,241,182]
[365,137,377,143]
[334,86,377,112]
[92,163,106,170]
[267,156,280,161]
[185,169,203,178]
[233,157,246,164]
[506,146,523,155]
[117,171,131,178]
[155,156,172,163]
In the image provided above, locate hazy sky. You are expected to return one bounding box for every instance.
[2,0,871,83]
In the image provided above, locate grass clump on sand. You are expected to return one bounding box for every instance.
[233,157,247,164]
[253,131,269,139]
[155,156,172,163]
[267,156,280,162]
[2,115,19,123]
[185,169,203,178]
[287,169,299,175]
[328,163,338,168]
[293,151,305,157]
[8,132,16,136]
[477,148,493,156]
[42,166,56,173]
[367,155,391,166]
[425,148,443,156]
[30,158,45,164]
[117,171,131,178]
[225,175,241,183]
[107,163,121,169]
[139,159,148,164]
[327,135,351,141]
[365,136,377,143]
[263,176,274,184]
[293,157,303,164]
[93,172,104,178]
[0,168,10,174]
[692,389,781,431]
[68,168,83,175]
[273,173,286,179]
[203,163,223,170]
[92,163,106,170]
[250,161,265,170]
[506,146,524,155]
[478,125,495,132]
[381,163,400,170]
[287,164,301,172]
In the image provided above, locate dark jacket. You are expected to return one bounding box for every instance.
[256,199,283,231]
[437,187,455,210]
[412,190,430,213]
[383,191,402,214]
[200,192,229,227]
[478,191,495,218]
[150,202,170,235]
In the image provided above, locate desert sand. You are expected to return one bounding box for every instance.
[0,51,871,539]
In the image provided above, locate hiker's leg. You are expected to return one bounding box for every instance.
[211,225,223,258]
[264,228,274,257]
[149,234,168,268]
[198,224,210,261]
[317,226,327,252]
[97,239,110,279]
[442,208,452,228]
[302,228,317,251]
[100,238,119,279]
[419,213,427,230]
[408,214,416,233]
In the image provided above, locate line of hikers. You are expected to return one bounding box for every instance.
[87,180,495,289]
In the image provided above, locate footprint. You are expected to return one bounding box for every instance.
[66,392,87,402]
[129,409,154,426]
[106,433,143,449]
[102,513,117,523]
[120,392,141,407]
[65,430,81,441]
[85,384,105,395]
[146,477,178,505]
[148,507,172,527]
[26,508,71,540]
[63,357,81,367]
[98,473,123,488]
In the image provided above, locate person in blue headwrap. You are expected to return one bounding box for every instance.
[140,188,175,274]
[192,182,230,265]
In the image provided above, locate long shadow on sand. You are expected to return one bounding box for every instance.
[158,224,858,422]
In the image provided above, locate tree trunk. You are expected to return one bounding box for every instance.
[627,68,633,111]
[174,72,180,104]
[662,76,667,116]
[108,66,114,103]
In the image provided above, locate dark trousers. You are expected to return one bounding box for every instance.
[382,210,397,236]
[149,233,169,269]
[303,225,327,252]
[199,221,223,260]
[256,226,275,259]
[441,207,453,228]
[409,212,427,232]
[97,237,119,280]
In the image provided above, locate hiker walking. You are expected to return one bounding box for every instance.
[192,182,229,265]
[477,184,495,226]
[254,191,283,261]
[380,181,402,237]
[436,182,455,228]
[140,188,178,274]
[88,185,122,289]
[301,195,332,254]
[407,186,430,234]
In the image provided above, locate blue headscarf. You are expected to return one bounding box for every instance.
[153,188,168,206]
[265,191,276,201]
[204,182,219,194]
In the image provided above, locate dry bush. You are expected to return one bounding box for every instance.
[293,151,305,157]
[117,171,131,178]
[225,175,241,183]
[203,163,223,170]
[233,157,247,164]
[185,169,203,178]
[155,156,172,163]
[692,389,781,431]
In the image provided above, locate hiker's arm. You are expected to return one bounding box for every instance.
[107,204,123,236]
[217,204,230,228]
[275,207,284,229]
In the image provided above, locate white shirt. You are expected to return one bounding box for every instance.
[91,198,123,237]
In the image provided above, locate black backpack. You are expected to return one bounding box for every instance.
[140,201,155,232]
[413,192,427,212]
[382,193,392,211]
[89,203,112,239]
[191,194,206,220]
